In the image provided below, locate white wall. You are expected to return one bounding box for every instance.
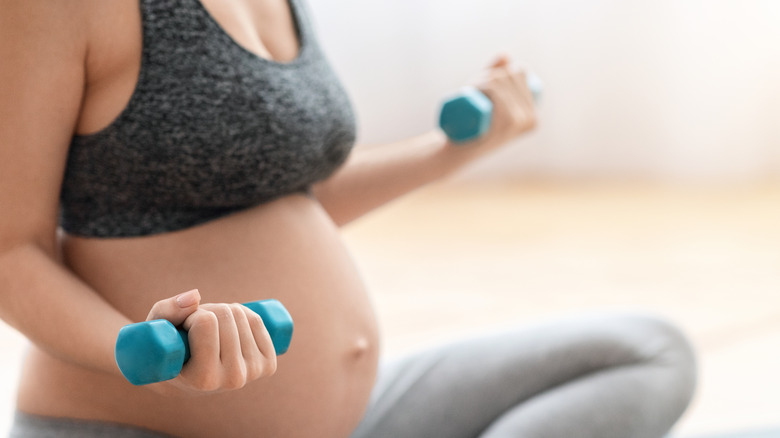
[308,0,780,182]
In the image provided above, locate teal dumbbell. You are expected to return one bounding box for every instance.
[115,299,293,386]
[439,72,542,143]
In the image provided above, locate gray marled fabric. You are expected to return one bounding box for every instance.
[60,0,356,237]
[9,412,175,438]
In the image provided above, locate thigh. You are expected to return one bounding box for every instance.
[350,311,696,438]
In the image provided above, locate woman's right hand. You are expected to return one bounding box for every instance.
[144,289,278,395]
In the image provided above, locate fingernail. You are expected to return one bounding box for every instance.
[176,289,199,308]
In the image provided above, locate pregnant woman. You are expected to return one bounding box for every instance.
[0,0,697,436]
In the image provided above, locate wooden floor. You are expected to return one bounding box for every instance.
[2,181,779,436]
[342,181,780,437]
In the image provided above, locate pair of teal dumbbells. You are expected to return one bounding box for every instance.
[114,74,542,386]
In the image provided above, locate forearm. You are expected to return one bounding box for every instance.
[0,242,131,376]
[313,58,538,226]
[313,130,492,226]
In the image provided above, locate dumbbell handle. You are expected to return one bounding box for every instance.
[439,72,542,143]
[115,299,293,386]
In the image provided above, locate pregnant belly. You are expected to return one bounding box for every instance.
[16,195,380,438]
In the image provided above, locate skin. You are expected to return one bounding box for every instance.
[0,0,536,437]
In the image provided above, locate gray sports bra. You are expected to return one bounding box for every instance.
[59,0,356,237]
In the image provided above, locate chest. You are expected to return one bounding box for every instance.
[79,0,300,136]
[63,0,356,216]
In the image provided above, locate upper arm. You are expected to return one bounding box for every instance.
[0,0,89,254]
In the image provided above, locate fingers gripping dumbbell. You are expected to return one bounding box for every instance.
[439,72,542,143]
[115,299,293,386]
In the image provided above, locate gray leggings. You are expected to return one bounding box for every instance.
[10,311,697,438]
[352,311,697,438]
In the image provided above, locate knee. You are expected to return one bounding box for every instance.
[617,313,699,410]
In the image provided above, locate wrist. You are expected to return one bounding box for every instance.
[434,130,502,177]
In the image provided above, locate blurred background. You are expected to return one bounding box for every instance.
[316,0,780,182]
[2,0,779,436]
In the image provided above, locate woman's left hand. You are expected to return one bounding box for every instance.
[452,55,538,152]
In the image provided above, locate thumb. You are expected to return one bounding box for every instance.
[146,289,201,326]
[488,54,511,70]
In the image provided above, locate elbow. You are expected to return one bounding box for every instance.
[0,224,60,263]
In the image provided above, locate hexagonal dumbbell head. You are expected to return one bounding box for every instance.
[115,319,188,386]
[439,86,494,144]
[243,299,294,355]
[115,299,293,386]
[526,72,543,102]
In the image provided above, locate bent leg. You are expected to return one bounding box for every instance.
[351,311,697,438]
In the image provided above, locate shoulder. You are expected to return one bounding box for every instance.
[0,0,93,30]
[0,0,140,48]
[0,0,92,57]
[1,0,144,77]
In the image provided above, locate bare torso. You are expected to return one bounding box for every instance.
[16,0,380,436]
